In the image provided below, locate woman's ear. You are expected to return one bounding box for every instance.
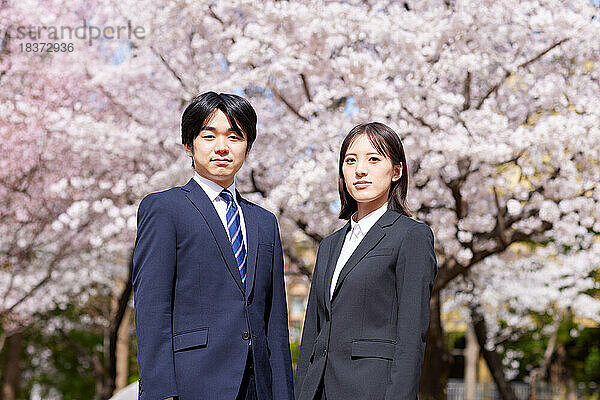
[392,163,403,182]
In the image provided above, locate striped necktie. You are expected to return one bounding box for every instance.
[219,189,247,288]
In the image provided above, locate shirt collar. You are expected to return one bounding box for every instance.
[350,203,388,238]
[193,172,236,202]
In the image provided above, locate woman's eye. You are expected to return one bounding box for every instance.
[345,158,355,163]
[369,157,380,162]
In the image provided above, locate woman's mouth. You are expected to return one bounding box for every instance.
[353,181,371,189]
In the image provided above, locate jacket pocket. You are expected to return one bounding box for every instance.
[351,339,395,360]
[364,247,394,258]
[173,327,208,352]
[258,243,274,251]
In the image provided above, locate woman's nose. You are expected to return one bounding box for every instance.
[355,161,367,176]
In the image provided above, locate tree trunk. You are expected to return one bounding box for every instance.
[419,292,451,400]
[551,342,577,400]
[529,314,561,400]
[100,255,133,400]
[464,324,479,400]
[565,376,577,400]
[1,331,23,400]
[470,305,518,400]
[114,306,131,394]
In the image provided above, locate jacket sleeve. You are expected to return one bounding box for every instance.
[267,216,295,400]
[294,240,325,397]
[132,194,178,400]
[385,223,437,400]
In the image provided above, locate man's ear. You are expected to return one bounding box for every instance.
[392,163,403,182]
[184,144,193,157]
[184,144,195,169]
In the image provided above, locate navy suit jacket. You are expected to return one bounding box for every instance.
[132,178,294,400]
[294,210,437,400]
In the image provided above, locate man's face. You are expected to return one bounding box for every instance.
[185,109,248,188]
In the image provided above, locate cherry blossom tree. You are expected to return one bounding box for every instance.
[0,1,174,397]
[2,0,600,398]
[111,1,600,397]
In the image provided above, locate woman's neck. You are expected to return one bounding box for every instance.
[355,199,388,222]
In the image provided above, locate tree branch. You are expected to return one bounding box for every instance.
[149,46,193,94]
[208,5,225,25]
[106,255,133,397]
[433,219,553,294]
[470,303,518,400]
[476,38,569,109]
[271,86,309,122]
[493,186,508,246]
[293,218,324,243]
[463,71,471,111]
[1,218,93,320]
[284,245,314,279]
[300,73,312,103]
[400,104,435,131]
[529,312,562,400]
[57,327,105,383]
[250,169,267,198]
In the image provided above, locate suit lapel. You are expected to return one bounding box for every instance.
[331,210,401,300]
[181,179,244,295]
[238,193,257,298]
[324,223,350,314]
[330,225,385,300]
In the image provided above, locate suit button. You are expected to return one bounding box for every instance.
[242,331,250,340]
[323,349,327,357]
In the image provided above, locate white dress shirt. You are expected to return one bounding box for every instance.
[193,172,247,249]
[330,203,388,299]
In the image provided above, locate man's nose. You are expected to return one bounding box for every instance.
[214,137,229,153]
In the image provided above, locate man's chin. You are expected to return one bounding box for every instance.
[205,164,231,173]
[204,172,235,185]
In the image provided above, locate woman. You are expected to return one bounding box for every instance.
[294,122,437,400]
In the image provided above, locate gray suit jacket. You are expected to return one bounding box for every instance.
[294,210,437,400]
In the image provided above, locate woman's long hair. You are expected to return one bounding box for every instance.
[338,122,411,220]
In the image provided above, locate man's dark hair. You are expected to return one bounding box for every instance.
[181,92,257,165]
[338,122,412,219]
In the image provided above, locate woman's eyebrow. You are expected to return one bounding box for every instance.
[345,152,381,156]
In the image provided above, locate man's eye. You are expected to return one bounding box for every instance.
[201,134,215,139]
[229,135,241,140]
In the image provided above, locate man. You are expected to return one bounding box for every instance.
[132,92,294,400]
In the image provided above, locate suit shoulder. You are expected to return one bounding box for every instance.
[395,214,433,238]
[256,205,278,222]
[138,186,183,212]
[320,223,348,247]
[406,217,433,240]
[241,198,278,222]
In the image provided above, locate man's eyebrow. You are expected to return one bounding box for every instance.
[200,126,239,132]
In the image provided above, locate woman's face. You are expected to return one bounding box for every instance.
[342,134,402,215]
